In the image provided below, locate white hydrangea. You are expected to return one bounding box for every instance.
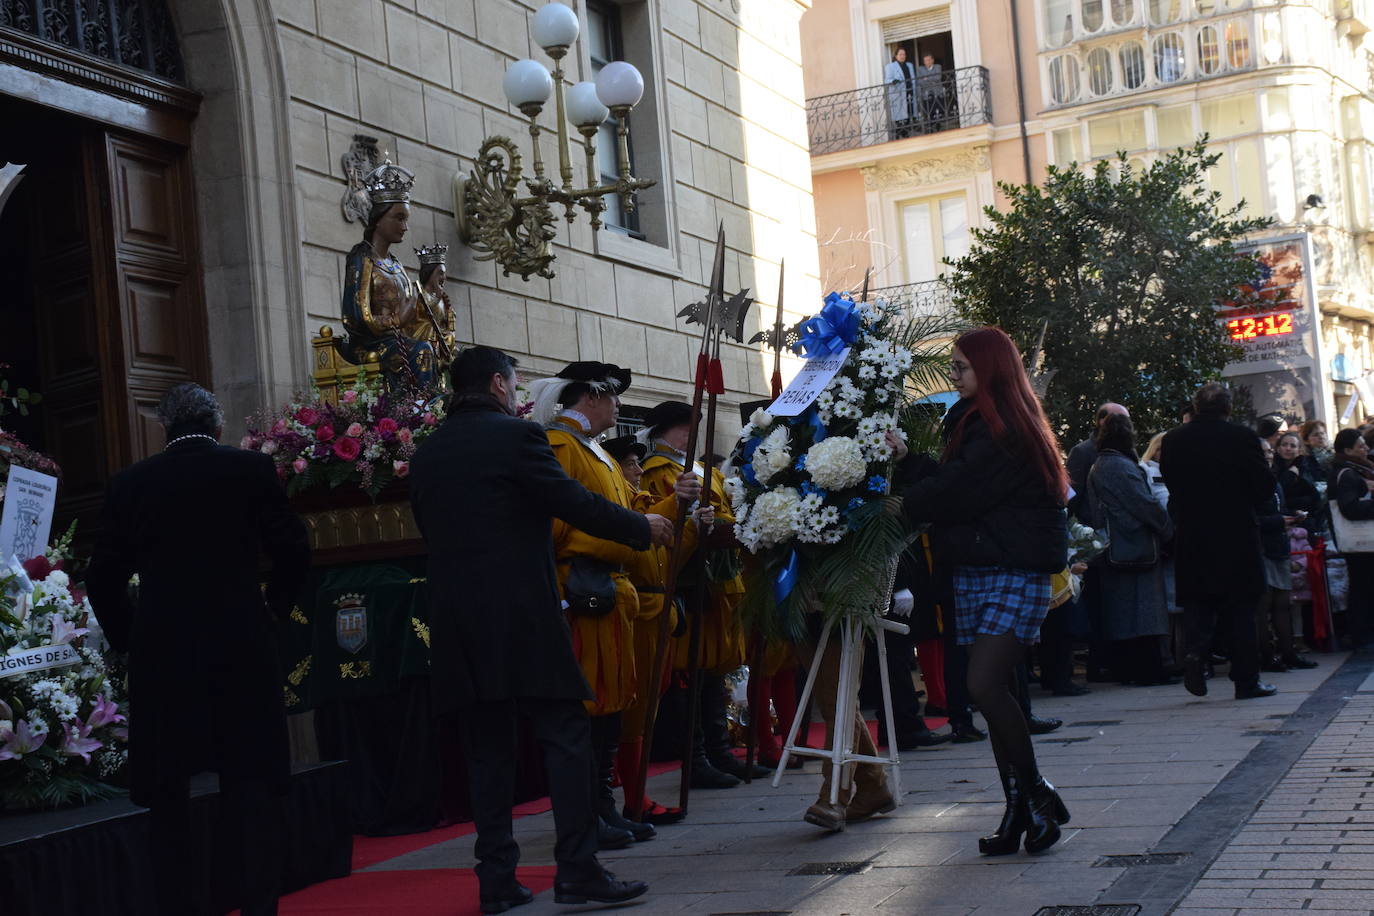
[804,437,868,490]
[736,487,800,551]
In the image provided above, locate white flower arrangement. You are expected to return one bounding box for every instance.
[730,290,951,635]
[803,437,868,491]
[751,426,793,484]
[737,487,801,551]
[1,553,128,809]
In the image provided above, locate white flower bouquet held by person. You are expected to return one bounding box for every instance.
[730,290,964,639]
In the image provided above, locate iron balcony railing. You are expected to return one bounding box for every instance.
[873,280,954,317]
[806,66,992,156]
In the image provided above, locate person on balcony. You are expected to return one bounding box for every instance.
[884,47,916,140]
[918,53,946,132]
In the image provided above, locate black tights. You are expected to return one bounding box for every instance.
[967,633,1039,776]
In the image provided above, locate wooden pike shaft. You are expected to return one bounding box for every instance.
[678,321,724,811]
[629,225,724,821]
[770,261,785,400]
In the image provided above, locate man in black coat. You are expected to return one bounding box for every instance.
[1160,382,1277,700]
[1066,401,1128,522]
[409,346,674,913]
[87,383,311,916]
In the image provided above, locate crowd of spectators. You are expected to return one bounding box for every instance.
[848,387,1372,763]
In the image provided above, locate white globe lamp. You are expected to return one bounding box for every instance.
[595,61,644,111]
[503,59,553,115]
[567,81,609,128]
[532,2,580,52]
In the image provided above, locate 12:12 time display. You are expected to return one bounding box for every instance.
[1227,312,1294,342]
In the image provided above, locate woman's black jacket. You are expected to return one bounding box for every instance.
[1274,457,1320,516]
[900,398,1067,573]
[1329,458,1374,523]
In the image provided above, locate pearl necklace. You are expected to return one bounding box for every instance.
[164,434,218,451]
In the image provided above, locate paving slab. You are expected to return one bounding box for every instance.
[344,651,1374,916]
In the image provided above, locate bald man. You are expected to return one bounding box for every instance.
[1067,402,1128,523]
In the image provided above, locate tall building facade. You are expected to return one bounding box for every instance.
[800,0,1042,315]
[802,0,1374,423]
[0,0,818,524]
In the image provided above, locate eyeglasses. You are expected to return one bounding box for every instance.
[948,361,970,378]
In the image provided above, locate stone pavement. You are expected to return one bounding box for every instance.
[1172,668,1374,916]
[368,652,1374,916]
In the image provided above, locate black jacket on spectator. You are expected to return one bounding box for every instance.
[901,398,1067,573]
[1328,457,1374,523]
[1160,415,1273,603]
[1275,457,1321,517]
[1256,479,1290,561]
[409,395,651,715]
[86,440,311,806]
[1065,438,1097,522]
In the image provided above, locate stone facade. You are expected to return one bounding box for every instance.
[801,0,1374,423]
[270,0,818,443]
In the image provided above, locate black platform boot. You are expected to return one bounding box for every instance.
[594,715,655,842]
[978,767,1029,856]
[702,674,768,780]
[1020,770,1069,854]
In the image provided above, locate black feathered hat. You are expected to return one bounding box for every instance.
[558,361,631,392]
[643,400,693,438]
[602,435,647,463]
[529,361,632,426]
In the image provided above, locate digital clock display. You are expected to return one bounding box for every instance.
[1227,312,1294,341]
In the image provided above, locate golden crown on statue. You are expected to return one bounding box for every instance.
[364,161,415,206]
[415,244,448,266]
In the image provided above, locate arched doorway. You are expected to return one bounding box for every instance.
[0,0,303,532]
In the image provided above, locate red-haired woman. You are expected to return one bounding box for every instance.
[901,327,1071,855]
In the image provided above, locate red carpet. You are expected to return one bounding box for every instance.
[277,866,558,914]
[262,717,944,915]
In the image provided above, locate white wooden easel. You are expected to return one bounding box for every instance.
[771,609,909,807]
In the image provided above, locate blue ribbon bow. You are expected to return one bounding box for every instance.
[774,549,800,604]
[793,292,861,359]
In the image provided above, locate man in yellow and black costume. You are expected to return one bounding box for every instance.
[639,401,770,788]
[529,365,704,846]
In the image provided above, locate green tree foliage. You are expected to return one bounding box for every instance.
[946,140,1271,442]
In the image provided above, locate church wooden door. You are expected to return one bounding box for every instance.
[26,126,208,530]
[94,132,210,460]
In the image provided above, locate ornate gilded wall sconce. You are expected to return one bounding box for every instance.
[454,2,655,280]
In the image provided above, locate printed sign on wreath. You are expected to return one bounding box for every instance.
[766,348,850,417]
[0,465,58,564]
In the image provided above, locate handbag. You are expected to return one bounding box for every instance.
[564,557,619,617]
[1330,470,1374,553]
[1103,514,1159,570]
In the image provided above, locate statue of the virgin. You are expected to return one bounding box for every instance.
[340,163,453,391]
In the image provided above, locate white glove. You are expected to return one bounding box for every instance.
[891,588,914,618]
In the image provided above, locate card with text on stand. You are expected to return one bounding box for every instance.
[766,348,850,417]
[0,465,58,566]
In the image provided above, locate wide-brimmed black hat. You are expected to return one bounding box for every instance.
[557,361,631,394]
[602,435,647,463]
[644,400,693,437]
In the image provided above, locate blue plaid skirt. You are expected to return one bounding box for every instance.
[952,565,1053,646]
